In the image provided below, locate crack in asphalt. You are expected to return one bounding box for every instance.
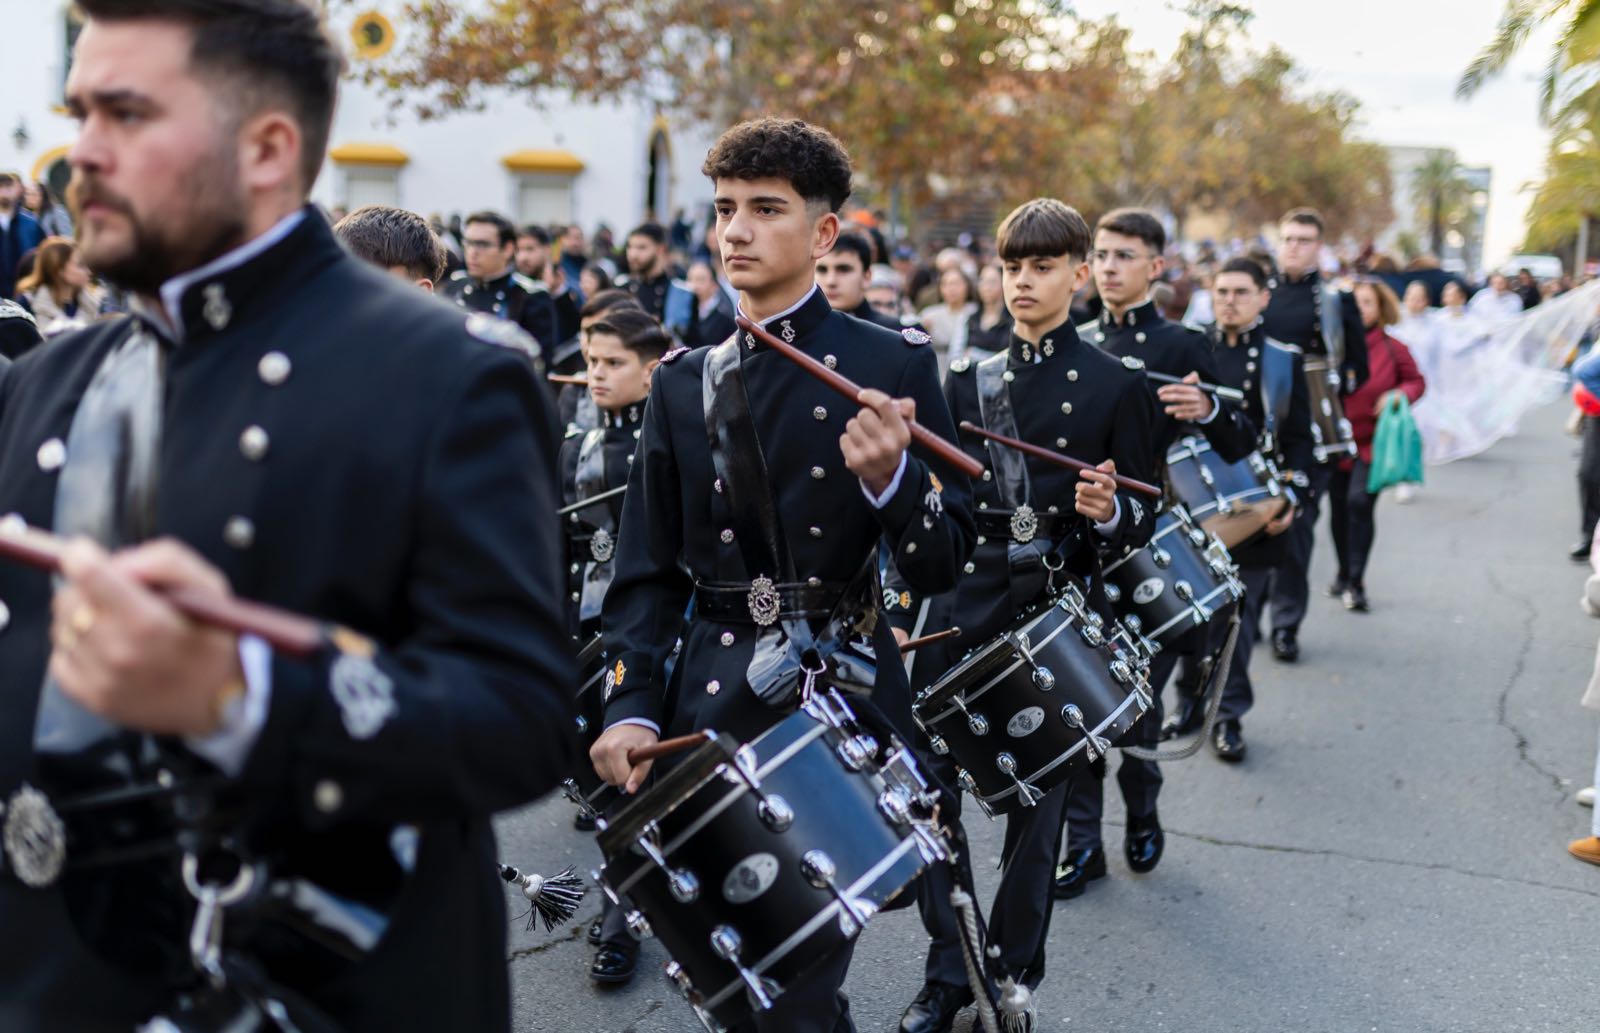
[1484,567,1571,797]
[1157,824,1600,900]
[506,910,592,963]
[620,999,665,1033]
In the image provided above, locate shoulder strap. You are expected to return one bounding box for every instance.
[974,351,1029,507]
[702,338,796,583]
[1260,340,1296,436]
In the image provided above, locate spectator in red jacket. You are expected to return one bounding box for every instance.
[1330,279,1426,611]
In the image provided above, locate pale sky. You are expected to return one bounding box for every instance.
[1071,0,1560,266]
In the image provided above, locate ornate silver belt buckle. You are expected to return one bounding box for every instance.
[1009,504,1038,544]
[2,784,66,888]
[589,528,614,563]
[747,576,781,627]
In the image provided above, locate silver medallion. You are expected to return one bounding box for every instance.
[747,576,781,627]
[1009,504,1038,544]
[589,527,615,563]
[3,785,66,888]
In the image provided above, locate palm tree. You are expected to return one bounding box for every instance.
[1457,0,1600,121]
[1410,150,1470,256]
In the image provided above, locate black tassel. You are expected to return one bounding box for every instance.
[499,864,587,932]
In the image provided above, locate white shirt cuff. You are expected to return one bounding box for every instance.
[184,633,273,777]
[860,453,909,509]
[1194,395,1219,423]
[607,717,662,735]
[1093,496,1122,538]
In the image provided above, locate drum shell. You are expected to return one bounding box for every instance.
[1303,358,1357,462]
[914,596,1148,815]
[1103,510,1243,650]
[1164,437,1288,548]
[597,709,933,1030]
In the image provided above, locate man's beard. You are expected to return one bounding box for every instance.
[68,159,247,297]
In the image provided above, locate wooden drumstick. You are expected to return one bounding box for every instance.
[900,626,962,654]
[547,373,589,386]
[957,421,1163,499]
[626,731,709,766]
[734,316,985,479]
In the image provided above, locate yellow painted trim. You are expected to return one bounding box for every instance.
[350,11,396,60]
[501,149,586,174]
[30,145,71,183]
[649,115,672,158]
[328,142,410,168]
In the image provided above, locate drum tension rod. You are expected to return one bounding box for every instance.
[1061,705,1113,762]
[1004,631,1056,692]
[710,926,776,1011]
[801,850,873,937]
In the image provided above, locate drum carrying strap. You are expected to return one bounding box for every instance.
[1258,339,1297,443]
[574,426,616,624]
[975,352,1030,507]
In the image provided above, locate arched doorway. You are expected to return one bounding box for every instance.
[644,119,671,223]
[30,146,71,200]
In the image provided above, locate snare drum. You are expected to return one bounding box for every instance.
[913,584,1151,817]
[1303,357,1357,463]
[1164,435,1291,548]
[1102,507,1244,651]
[596,691,949,1032]
[562,635,618,816]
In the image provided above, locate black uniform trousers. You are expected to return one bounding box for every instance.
[1270,462,1332,634]
[1175,565,1272,726]
[1062,650,1174,851]
[1329,459,1377,587]
[1579,415,1600,545]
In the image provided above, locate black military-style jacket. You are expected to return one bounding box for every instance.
[441,267,573,359]
[620,270,672,321]
[887,319,1158,646]
[1262,268,1369,392]
[600,286,975,741]
[1204,321,1313,567]
[560,402,644,637]
[1079,299,1257,464]
[0,210,574,1031]
[850,298,905,332]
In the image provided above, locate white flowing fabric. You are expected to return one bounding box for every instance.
[1388,282,1600,464]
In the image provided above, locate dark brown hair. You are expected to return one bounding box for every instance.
[996,199,1091,262]
[15,237,78,301]
[702,118,853,213]
[1095,207,1165,254]
[587,306,671,361]
[1280,207,1325,237]
[1217,256,1268,289]
[333,205,447,282]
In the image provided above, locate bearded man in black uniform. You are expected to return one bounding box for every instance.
[0,3,574,1030]
[890,199,1158,1033]
[589,117,976,1033]
[441,209,567,362]
[1056,207,1257,900]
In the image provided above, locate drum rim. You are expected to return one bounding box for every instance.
[1137,580,1243,642]
[916,603,1077,722]
[1181,488,1281,520]
[976,688,1148,806]
[1103,510,1196,576]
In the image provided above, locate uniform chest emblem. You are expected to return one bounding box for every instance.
[902,328,931,346]
[201,283,232,331]
[1010,504,1038,544]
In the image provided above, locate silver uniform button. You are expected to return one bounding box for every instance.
[720,632,735,647]
[720,529,735,544]
[1060,402,1073,415]
[0,599,9,631]
[905,542,917,554]
[1067,369,1078,381]
[981,470,992,481]
[223,516,255,550]
[239,425,269,461]
[963,561,976,574]
[809,526,822,538]
[1243,379,1253,390]
[1246,362,1256,372]
[571,591,580,602]
[824,354,838,369]
[1056,437,1067,448]
[706,680,721,696]
[1135,332,1146,343]
[1094,332,1105,343]
[976,535,987,545]
[36,438,66,472]
[1002,370,1015,383]
[811,466,825,480]
[807,576,821,587]
[569,563,580,574]
[1248,348,1259,358]
[257,351,292,386]
[313,779,343,814]
[714,478,724,493]
[813,406,827,421]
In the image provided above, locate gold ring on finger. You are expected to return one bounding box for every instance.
[70,604,97,635]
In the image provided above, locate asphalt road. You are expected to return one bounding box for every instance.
[496,400,1600,1033]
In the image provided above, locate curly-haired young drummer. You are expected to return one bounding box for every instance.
[888,199,1157,1033]
[589,117,976,1033]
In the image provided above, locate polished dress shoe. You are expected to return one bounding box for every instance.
[1270,628,1298,662]
[1325,575,1347,597]
[1052,846,1107,899]
[1125,812,1164,873]
[1569,836,1600,866]
[1213,720,1246,762]
[1160,700,1202,741]
[1342,586,1369,612]
[590,940,639,984]
[1571,543,1592,563]
[898,981,973,1033]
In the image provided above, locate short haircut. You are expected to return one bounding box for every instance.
[826,233,873,272]
[1217,256,1268,289]
[995,199,1092,262]
[627,222,666,246]
[702,117,853,213]
[518,224,550,246]
[0,172,17,187]
[1357,277,1401,326]
[1281,207,1325,237]
[76,0,342,193]
[464,210,517,248]
[580,287,642,321]
[587,306,671,362]
[334,205,447,282]
[1095,208,1165,254]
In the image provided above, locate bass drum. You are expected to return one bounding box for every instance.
[1102,506,1243,653]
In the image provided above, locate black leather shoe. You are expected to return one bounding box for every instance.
[589,941,639,985]
[1571,543,1591,563]
[1052,846,1107,899]
[1125,812,1164,873]
[1325,575,1347,597]
[1342,586,1369,612]
[1160,700,1202,741]
[573,810,597,832]
[1213,720,1246,762]
[1270,629,1298,662]
[898,981,973,1033]
[586,918,603,946]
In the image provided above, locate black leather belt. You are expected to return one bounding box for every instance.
[975,506,1077,544]
[693,578,850,625]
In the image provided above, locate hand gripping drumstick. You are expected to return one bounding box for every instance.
[625,731,708,766]
[734,317,985,480]
[1142,368,1246,403]
[957,421,1163,499]
[0,516,326,658]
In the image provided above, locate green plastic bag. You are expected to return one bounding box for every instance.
[1367,392,1424,493]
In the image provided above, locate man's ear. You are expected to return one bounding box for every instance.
[415,278,435,292]
[811,210,842,262]
[237,109,302,198]
[1071,259,1091,293]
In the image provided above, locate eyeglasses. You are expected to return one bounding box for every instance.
[463,238,502,251]
[1280,235,1319,246]
[1091,249,1153,265]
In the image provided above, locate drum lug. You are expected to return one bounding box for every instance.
[1188,528,1208,548]
[836,733,879,771]
[1079,623,1104,648]
[1109,659,1133,685]
[928,734,950,756]
[1103,582,1122,604]
[995,753,1043,808]
[1006,631,1056,691]
[1060,705,1112,761]
[877,785,915,827]
[669,869,701,904]
[951,696,989,736]
[757,794,795,833]
[561,778,597,820]
[710,925,776,1011]
[664,960,698,1003]
[625,909,654,940]
[801,849,874,937]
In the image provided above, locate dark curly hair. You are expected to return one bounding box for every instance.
[701,118,853,213]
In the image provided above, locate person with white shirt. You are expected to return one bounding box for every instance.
[1468,272,1525,322]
